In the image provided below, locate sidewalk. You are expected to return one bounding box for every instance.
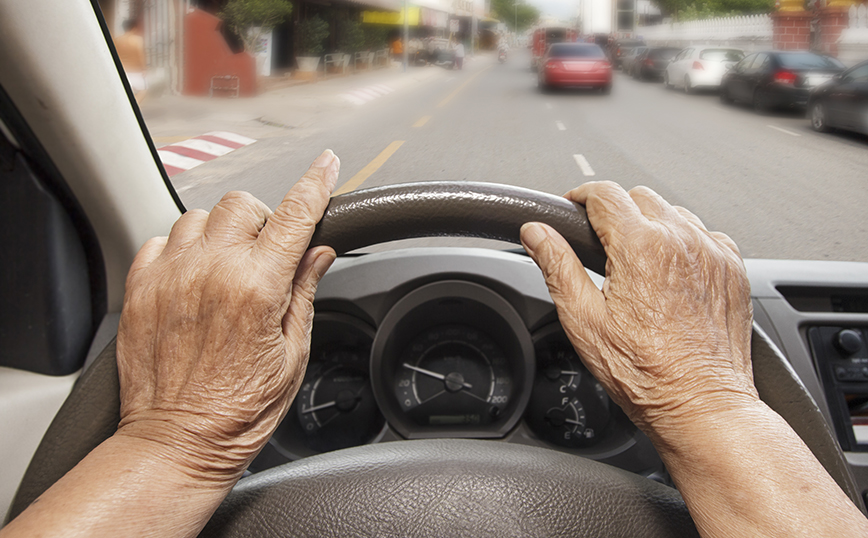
[141,54,493,145]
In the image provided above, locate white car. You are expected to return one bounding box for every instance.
[664,46,745,93]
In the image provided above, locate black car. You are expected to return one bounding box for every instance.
[610,38,646,69]
[807,60,868,135]
[720,50,845,111]
[630,47,680,80]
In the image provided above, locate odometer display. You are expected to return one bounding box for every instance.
[395,325,513,427]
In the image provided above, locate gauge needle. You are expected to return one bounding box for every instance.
[564,419,583,426]
[402,363,473,389]
[301,400,337,414]
[561,371,580,376]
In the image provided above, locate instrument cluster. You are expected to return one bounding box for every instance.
[264,278,642,467]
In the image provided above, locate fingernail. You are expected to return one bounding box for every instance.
[521,222,547,253]
[326,154,340,192]
[313,249,336,277]
[312,149,336,169]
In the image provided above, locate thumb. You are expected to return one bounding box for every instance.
[520,222,607,358]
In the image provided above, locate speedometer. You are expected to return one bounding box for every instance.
[394,325,513,427]
[371,280,534,439]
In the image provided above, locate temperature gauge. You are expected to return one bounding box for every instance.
[526,332,611,448]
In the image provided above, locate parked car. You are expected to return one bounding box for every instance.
[630,47,681,81]
[620,46,648,74]
[664,47,745,93]
[537,43,612,93]
[720,50,845,111]
[807,60,868,135]
[609,38,646,69]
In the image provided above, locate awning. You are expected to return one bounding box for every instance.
[362,7,421,25]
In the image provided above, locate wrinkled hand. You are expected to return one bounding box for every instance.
[520,182,759,439]
[115,150,339,480]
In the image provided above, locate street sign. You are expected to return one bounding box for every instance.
[450,19,459,33]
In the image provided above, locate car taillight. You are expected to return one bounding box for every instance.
[594,61,611,71]
[774,70,797,85]
[644,58,654,66]
[545,61,558,70]
[693,61,704,70]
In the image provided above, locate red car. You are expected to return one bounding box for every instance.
[538,43,612,93]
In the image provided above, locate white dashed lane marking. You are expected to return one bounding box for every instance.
[767,125,801,137]
[556,121,566,131]
[573,154,595,176]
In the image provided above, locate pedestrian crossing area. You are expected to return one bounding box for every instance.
[340,84,395,105]
[157,131,256,177]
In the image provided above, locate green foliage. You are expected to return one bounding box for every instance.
[362,26,388,50]
[651,0,774,19]
[219,0,292,53]
[489,0,540,31]
[297,16,329,56]
[337,18,365,52]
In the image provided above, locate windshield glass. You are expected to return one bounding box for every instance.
[103,3,868,262]
[548,44,605,58]
[778,52,844,69]
[699,49,744,62]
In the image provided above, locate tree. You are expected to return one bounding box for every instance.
[220,0,293,53]
[489,0,540,32]
[296,16,329,56]
[337,18,365,53]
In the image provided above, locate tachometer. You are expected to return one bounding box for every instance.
[297,347,381,453]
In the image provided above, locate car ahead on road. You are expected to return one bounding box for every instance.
[664,47,745,93]
[720,50,845,112]
[808,60,868,135]
[609,39,646,69]
[620,46,648,74]
[537,43,612,93]
[630,47,681,81]
[3,1,868,536]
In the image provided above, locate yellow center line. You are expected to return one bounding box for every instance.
[437,66,493,108]
[332,140,405,196]
[413,115,432,127]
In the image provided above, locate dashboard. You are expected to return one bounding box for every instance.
[250,248,661,477]
[250,247,868,506]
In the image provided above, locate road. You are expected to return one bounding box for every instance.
[165,49,868,262]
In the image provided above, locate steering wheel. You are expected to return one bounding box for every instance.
[8,183,863,536]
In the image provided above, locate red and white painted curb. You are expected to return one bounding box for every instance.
[340,84,395,105]
[157,131,256,177]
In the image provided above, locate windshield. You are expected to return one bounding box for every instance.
[548,44,605,58]
[778,52,845,70]
[699,49,744,62]
[104,3,868,262]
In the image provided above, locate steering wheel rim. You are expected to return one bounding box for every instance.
[8,183,863,534]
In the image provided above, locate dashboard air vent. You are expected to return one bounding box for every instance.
[777,287,868,313]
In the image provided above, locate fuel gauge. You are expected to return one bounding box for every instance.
[526,329,611,448]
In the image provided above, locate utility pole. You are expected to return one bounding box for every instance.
[403,0,409,71]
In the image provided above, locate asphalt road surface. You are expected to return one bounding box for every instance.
[167,49,868,263]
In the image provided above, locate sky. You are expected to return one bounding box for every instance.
[526,0,579,20]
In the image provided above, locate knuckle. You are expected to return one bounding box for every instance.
[220,190,258,206]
